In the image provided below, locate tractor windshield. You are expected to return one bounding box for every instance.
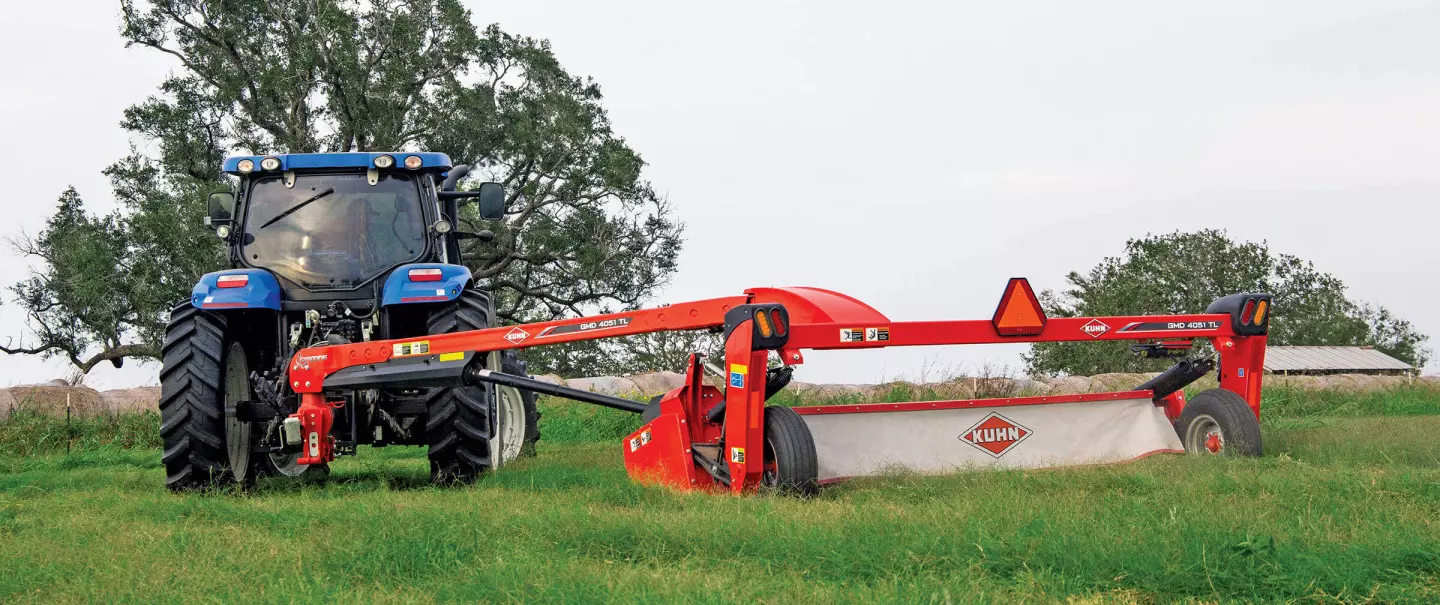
[242,173,427,289]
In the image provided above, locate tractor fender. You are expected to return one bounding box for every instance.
[380,263,472,306]
[190,269,282,310]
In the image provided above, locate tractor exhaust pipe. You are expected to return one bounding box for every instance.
[1134,358,1215,401]
[465,367,647,414]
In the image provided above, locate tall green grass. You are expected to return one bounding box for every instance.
[1,419,1437,603]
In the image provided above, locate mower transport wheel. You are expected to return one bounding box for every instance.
[761,406,819,496]
[425,290,540,483]
[159,304,238,490]
[1177,388,1262,457]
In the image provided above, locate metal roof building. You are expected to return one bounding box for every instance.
[1263,346,1415,375]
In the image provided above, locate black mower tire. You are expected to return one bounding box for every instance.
[1176,388,1262,457]
[761,406,819,496]
[425,290,540,483]
[158,304,232,491]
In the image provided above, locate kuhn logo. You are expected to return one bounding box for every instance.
[1082,319,1110,338]
[960,413,1032,457]
[504,327,530,344]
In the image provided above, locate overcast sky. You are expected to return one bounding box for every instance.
[2,0,1437,388]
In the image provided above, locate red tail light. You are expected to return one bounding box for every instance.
[1240,299,1256,326]
[769,309,787,337]
[408,268,443,282]
[216,274,249,288]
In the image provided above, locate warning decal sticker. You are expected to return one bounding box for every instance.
[840,328,865,342]
[729,364,747,389]
[730,447,745,463]
[392,340,431,357]
[959,412,1032,458]
[865,327,890,342]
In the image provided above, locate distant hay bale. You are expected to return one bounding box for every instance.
[6,385,107,418]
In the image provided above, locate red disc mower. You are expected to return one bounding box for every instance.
[281,278,1272,495]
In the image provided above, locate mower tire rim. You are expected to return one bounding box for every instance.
[1186,414,1225,455]
[223,342,253,482]
[490,351,526,464]
[761,437,780,487]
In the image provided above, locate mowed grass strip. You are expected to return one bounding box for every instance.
[0,412,1437,604]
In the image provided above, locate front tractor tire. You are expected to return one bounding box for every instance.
[425,290,540,484]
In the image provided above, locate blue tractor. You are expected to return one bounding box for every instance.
[159,152,539,490]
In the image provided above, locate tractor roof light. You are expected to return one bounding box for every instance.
[403,155,423,169]
[236,159,255,173]
[260,157,281,171]
[374,155,396,169]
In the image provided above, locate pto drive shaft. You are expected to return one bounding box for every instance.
[465,367,647,414]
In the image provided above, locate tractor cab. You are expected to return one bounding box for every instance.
[206,152,503,308]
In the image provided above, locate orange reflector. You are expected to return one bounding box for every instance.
[754,309,773,338]
[1252,299,1268,325]
[992,278,1047,336]
[769,309,787,337]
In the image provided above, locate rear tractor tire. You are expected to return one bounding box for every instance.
[425,290,540,484]
[1176,388,1262,457]
[159,305,325,491]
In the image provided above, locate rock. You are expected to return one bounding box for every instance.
[532,374,564,386]
[1013,378,1051,396]
[563,376,640,397]
[5,385,107,418]
[1046,376,1093,395]
[1090,373,1148,391]
[99,386,161,415]
[630,371,686,395]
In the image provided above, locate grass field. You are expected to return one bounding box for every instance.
[1,385,1437,603]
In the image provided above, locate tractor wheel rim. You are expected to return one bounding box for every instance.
[1186,414,1225,455]
[223,342,252,482]
[490,352,526,464]
[268,452,310,477]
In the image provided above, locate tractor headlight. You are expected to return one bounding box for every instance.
[215,225,231,239]
[260,157,281,171]
[374,155,395,169]
[403,155,423,169]
[236,159,255,173]
[432,219,453,234]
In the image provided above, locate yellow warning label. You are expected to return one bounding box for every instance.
[392,340,430,357]
[438,352,464,362]
[730,363,748,375]
[730,447,745,463]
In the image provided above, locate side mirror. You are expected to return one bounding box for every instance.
[477,182,505,220]
[207,192,235,225]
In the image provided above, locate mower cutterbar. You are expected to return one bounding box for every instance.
[283,280,1271,494]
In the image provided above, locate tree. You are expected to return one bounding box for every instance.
[1023,230,1430,376]
[5,0,682,376]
